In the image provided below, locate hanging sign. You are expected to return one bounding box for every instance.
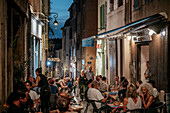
[82,37,94,47]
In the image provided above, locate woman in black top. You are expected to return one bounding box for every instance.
[32,68,50,113]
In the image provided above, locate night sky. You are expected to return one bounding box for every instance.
[49,0,73,38]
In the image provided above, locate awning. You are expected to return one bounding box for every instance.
[82,13,167,46]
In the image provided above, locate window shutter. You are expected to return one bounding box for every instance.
[102,5,104,29]
[100,6,102,30]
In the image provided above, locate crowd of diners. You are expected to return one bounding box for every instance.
[5,66,160,113]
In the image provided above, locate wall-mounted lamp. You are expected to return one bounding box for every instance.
[148,29,156,36]
[32,12,59,26]
[161,28,166,37]
[127,36,132,40]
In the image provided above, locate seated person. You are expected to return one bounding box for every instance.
[7,83,29,113]
[49,79,58,95]
[136,80,143,93]
[87,81,109,109]
[148,80,159,99]
[56,92,76,113]
[118,78,129,102]
[113,76,119,88]
[100,77,108,93]
[55,78,62,90]
[123,84,142,112]
[139,83,155,109]
[85,79,93,102]
[65,78,72,92]
[25,81,40,102]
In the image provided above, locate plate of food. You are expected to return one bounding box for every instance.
[71,105,84,110]
[119,103,123,106]
[113,101,120,106]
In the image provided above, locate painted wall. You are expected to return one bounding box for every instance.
[132,0,170,21]
[129,0,170,92]
[106,0,128,83]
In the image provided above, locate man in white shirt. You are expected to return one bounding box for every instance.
[87,81,109,109]
[99,77,108,93]
[85,66,95,80]
[25,81,40,101]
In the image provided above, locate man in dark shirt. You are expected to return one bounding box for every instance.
[7,85,29,113]
[49,79,58,94]
[65,78,73,92]
[118,78,129,102]
[49,79,58,110]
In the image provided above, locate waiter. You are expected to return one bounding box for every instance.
[32,68,51,113]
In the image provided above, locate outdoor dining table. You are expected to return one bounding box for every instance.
[107,103,123,109]
[71,104,84,113]
[104,91,118,100]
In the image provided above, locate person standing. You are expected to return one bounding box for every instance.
[144,61,150,82]
[32,68,51,113]
[85,66,95,80]
[78,69,87,100]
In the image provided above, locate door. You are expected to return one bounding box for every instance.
[109,39,117,84]
[137,45,149,81]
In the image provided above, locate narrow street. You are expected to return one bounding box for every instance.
[0,0,170,113]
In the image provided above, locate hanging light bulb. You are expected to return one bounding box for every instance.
[53,19,58,26]
[53,14,58,26]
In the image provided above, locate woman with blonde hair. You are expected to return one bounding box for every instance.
[139,83,155,109]
[123,83,142,112]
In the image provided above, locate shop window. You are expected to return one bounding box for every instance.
[134,0,139,10]
[118,0,123,7]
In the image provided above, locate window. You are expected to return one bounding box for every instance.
[118,0,123,7]
[110,0,114,11]
[134,0,139,10]
[100,3,107,30]
[145,0,153,4]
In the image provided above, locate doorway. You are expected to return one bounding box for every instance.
[137,45,149,81]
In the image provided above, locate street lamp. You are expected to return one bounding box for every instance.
[32,12,59,26]
[53,14,58,26]
[47,61,51,66]
[49,12,59,26]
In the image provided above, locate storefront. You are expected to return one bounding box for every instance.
[96,40,105,76]
[82,37,96,75]
[30,14,43,78]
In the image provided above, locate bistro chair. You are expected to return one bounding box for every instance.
[126,108,146,113]
[88,100,112,113]
[146,101,165,113]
